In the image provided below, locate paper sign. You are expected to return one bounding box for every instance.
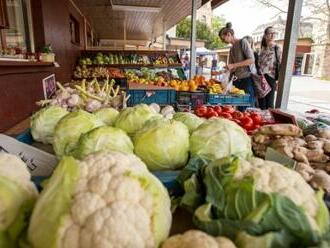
[265,147,296,169]
[0,134,57,177]
[42,74,56,100]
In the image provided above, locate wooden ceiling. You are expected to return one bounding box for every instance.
[76,0,204,41]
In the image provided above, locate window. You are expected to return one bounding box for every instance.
[0,0,33,54]
[201,15,206,23]
[69,15,80,45]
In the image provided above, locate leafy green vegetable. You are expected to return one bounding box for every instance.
[190,118,252,161]
[73,126,134,159]
[31,106,68,144]
[177,156,330,247]
[94,108,119,126]
[53,110,104,158]
[115,104,160,135]
[134,119,190,171]
[173,112,204,133]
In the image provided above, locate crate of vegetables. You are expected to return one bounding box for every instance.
[207,94,252,106]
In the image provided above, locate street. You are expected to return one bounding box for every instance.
[288,76,330,114]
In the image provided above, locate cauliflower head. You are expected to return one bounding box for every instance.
[162,230,236,248]
[0,153,38,247]
[27,151,172,248]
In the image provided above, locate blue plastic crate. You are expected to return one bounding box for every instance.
[128,89,176,106]
[207,94,252,106]
[16,128,33,145]
[176,91,206,108]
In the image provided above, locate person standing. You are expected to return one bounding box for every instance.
[219,22,256,108]
[258,26,282,109]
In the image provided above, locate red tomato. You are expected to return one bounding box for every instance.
[240,116,254,130]
[213,105,222,114]
[219,112,232,119]
[195,107,207,117]
[207,111,219,118]
[222,105,235,114]
[252,124,261,130]
[250,113,262,124]
[232,111,244,120]
[232,118,241,125]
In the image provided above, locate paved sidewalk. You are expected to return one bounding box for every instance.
[288,76,330,113]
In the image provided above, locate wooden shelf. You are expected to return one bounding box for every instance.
[78,63,182,68]
[0,60,54,67]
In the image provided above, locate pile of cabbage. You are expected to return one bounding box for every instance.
[30,104,252,172]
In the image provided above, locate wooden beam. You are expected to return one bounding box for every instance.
[275,0,303,109]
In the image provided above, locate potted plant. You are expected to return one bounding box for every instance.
[40,44,55,62]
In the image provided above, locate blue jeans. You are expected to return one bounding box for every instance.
[233,76,256,111]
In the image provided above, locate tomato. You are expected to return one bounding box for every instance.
[240,116,254,130]
[250,113,262,124]
[232,111,244,119]
[252,124,261,130]
[213,105,222,114]
[195,107,207,117]
[232,118,241,125]
[207,111,219,118]
[222,105,235,114]
[219,112,232,119]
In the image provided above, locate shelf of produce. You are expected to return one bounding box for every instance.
[79,63,182,69]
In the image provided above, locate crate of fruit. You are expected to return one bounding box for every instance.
[207,94,252,106]
[176,91,206,108]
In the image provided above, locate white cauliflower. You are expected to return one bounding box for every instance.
[235,158,320,231]
[27,151,172,248]
[162,230,236,248]
[0,153,38,247]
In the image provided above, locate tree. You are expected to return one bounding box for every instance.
[176,16,226,49]
[256,0,330,43]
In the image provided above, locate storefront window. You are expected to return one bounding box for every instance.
[0,0,32,54]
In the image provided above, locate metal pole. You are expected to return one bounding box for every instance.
[189,0,198,79]
[163,19,166,51]
[275,0,303,109]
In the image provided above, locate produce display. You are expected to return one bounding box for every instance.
[176,155,330,247]
[27,151,172,248]
[0,153,39,247]
[73,66,124,79]
[36,79,129,112]
[194,105,268,133]
[6,97,330,248]
[252,124,330,193]
[79,52,150,65]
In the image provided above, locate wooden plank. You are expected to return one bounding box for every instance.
[4,118,30,136]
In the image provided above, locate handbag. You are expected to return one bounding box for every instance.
[274,45,279,80]
[251,73,271,98]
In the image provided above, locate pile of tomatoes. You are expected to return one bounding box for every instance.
[194,105,269,134]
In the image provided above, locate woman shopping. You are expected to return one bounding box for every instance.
[219,22,256,108]
[258,26,282,109]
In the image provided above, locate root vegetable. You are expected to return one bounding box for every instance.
[256,124,302,137]
[305,134,317,142]
[306,149,328,163]
[252,134,271,144]
[323,141,330,154]
[307,140,324,150]
[310,170,330,193]
[85,100,102,112]
[67,94,80,107]
[293,147,309,164]
[295,162,315,181]
[318,129,330,139]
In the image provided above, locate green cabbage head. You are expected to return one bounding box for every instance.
[73,126,134,159]
[0,154,38,248]
[134,119,190,171]
[190,118,252,161]
[27,151,172,248]
[31,106,68,144]
[115,104,160,135]
[94,107,119,126]
[53,110,104,158]
[173,112,204,133]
